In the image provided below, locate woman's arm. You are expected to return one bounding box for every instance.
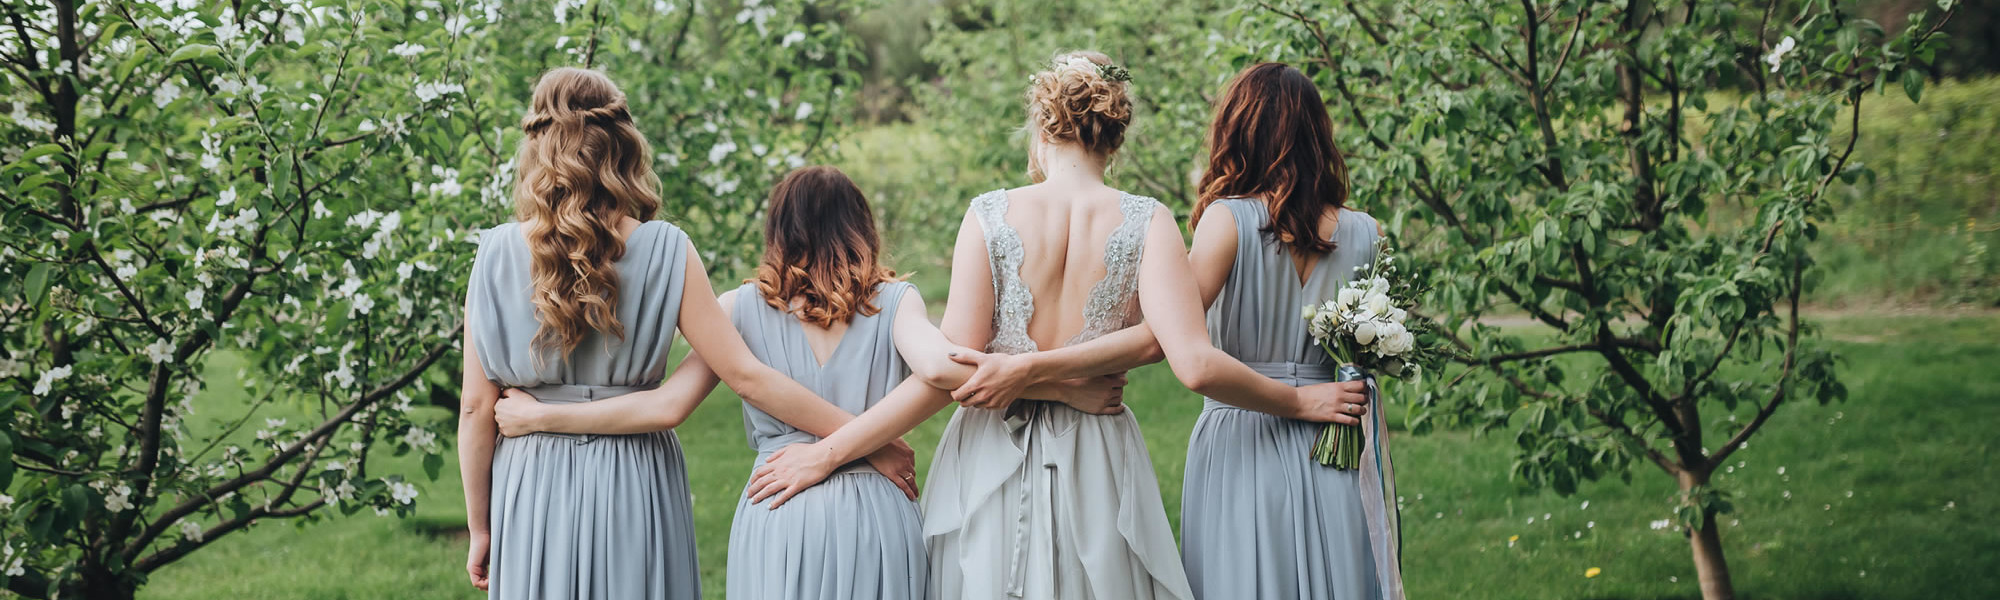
[457,308,499,592]
[891,290,1126,414]
[1135,205,1366,423]
[745,376,957,508]
[491,312,725,436]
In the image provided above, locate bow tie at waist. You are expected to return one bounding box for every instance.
[510,383,658,444]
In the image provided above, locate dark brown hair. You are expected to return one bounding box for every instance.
[752,166,901,327]
[514,67,661,358]
[1191,62,1350,257]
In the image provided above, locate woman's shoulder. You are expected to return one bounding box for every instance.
[1338,206,1382,234]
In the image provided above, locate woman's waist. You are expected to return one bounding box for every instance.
[508,382,660,404]
[1238,360,1341,385]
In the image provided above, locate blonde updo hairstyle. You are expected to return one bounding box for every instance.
[1026,51,1132,179]
[512,67,662,358]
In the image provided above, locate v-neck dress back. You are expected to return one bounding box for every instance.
[921,189,1195,600]
[725,281,927,600]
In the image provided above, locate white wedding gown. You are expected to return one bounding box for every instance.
[920,189,1195,600]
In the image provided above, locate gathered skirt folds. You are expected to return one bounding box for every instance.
[922,401,1194,600]
[728,459,928,600]
[488,429,701,600]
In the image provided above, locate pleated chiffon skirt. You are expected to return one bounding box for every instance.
[1181,398,1381,600]
[728,464,928,600]
[923,403,1194,600]
[487,429,701,600]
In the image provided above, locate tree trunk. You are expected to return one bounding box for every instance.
[1679,468,1736,600]
[71,565,137,600]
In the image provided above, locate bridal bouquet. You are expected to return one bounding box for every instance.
[1302,244,1432,469]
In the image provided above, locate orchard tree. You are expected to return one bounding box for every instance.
[0,1,858,598]
[1239,1,1953,598]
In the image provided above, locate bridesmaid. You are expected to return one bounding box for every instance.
[457,68,881,600]
[489,166,1133,600]
[1179,62,1405,599]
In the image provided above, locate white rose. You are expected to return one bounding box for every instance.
[1354,321,1380,346]
[1365,293,1393,317]
[1378,327,1416,355]
[1336,287,1364,310]
[1301,304,1318,321]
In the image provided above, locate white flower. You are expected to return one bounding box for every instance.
[1353,321,1380,346]
[708,139,738,164]
[1650,519,1672,530]
[1376,323,1414,355]
[1335,287,1364,311]
[351,293,374,315]
[153,81,182,108]
[1301,304,1318,321]
[403,427,436,450]
[217,186,237,206]
[33,365,73,395]
[265,418,287,428]
[794,102,814,121]
[284,25,304,45]
[0,494,11,510]
[185,287,205,311]
[1363,293,1392,317]
[390,481,419,504]
[145,338,174,363]
[1764,36,1797,73]
[104,484,134,512]
[1388,307,1408,324]
[780,31,806,47]
[390,43,426,57]
[180,519,204,541]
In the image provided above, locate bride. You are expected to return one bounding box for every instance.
[747,51,1370,600]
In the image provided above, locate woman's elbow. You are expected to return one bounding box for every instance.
[1170,351,1220,396]
[460,389,496,418]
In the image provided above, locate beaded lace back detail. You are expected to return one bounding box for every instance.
[970,189,1158,355]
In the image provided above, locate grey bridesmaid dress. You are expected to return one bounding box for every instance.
[724,281,927,600]
[468,221,701,600]
[1180,199,1406,600]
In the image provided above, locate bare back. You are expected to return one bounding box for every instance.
[965,184,1159,354]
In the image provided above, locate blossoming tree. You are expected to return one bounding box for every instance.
[1238,1,1952,598]
[0,1,856,598]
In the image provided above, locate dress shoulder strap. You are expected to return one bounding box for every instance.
[967,190,1037,354]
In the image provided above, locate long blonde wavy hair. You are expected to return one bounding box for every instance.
[512,67,661,358]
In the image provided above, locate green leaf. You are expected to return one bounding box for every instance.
[167,43,222,64]
[1901,68,1924,103]
[0,431,12,489]
[24,263,51,305]
[423,453,444,481]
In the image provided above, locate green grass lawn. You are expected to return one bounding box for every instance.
[137,313,2000,600]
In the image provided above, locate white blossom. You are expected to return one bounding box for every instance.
[781,31,806,47]
[403,427,437,450]
[794,102,814,121]
[391,43,426,57]
[185,286,206,311]
[33,365,73,395]
[390,481,419,504]
[153,81,183,108]
[179,519,203,541]
[104,484,134,512]
[1764,36,1797,73]
[145,338,174,363]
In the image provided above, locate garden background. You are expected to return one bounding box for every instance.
[0,0,1994,599]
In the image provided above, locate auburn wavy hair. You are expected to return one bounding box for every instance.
[512,67,662,358]
[752,166,901,328]
[1191,62,1350,258]
[1025,50,1132,179]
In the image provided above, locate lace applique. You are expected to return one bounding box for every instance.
[971,190,1039,354]
[1065,193,1157,346]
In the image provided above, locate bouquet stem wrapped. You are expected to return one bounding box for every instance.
[1310,362,1371,470]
